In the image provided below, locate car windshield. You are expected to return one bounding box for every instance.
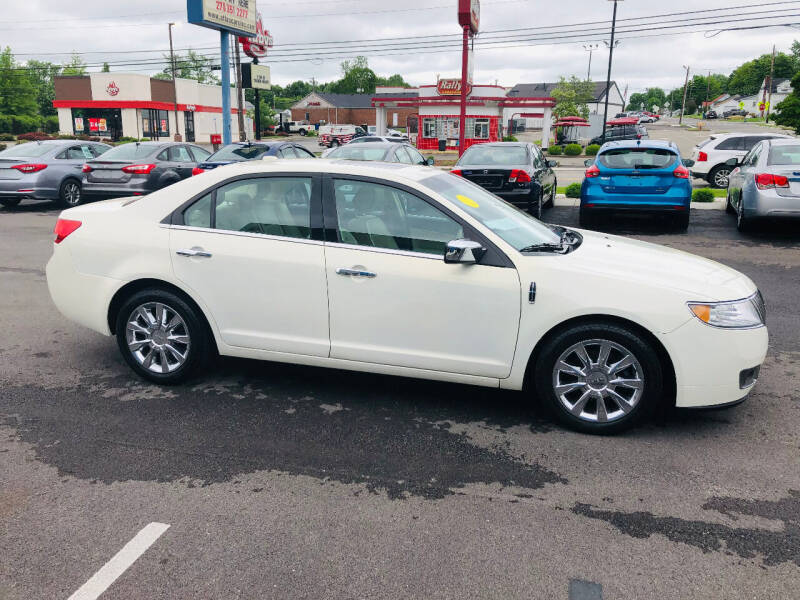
[208,145,270,161]
[327,146,388,161]
[0,142,54,158]
[458,145,528,166]
[420,173,560,250]
[598,148,677,169]
[98,144,158,160]
[768,145,800,165]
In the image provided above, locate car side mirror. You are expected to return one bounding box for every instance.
[584,158,595,167]
[426,156,435,166]
[444,239,486,264]
[682,159,695,167]
[724,157,739,167]
[547,159,559,168]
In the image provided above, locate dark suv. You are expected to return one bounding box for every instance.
[589,124,648,146]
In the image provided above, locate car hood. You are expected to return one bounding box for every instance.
[557,229,756,301]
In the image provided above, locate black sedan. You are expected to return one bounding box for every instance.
[193,141,316,175]
[451,142,557,218]
[82,142,211,199]
[325,142,434,165]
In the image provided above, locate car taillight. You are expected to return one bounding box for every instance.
[451,169,463,176]
[191,167,205,176]
[509,169,531,183]
[755,173,790,189]
[11,163,47,173]
[673,165,690,179]
[54,218,81,244]
[697,151,708,162]
[585,164,600,178]
[81,164,93,173]
[122,164,157,174]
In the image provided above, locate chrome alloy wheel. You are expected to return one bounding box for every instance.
[552,338,644,423]
[63,181,81,206]
[713,168,731,188]
[125,302,190,374]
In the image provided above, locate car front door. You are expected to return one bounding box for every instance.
[322,175,521,378]
[169,173,329,356]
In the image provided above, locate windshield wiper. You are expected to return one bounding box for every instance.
[518,242,567,253]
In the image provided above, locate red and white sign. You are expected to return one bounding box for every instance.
[106,81,120,96]
[437,78,472,96]
[210,133,222,144]
[457,0,480,34]
[239,13,273,58]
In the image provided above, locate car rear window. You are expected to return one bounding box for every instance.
[208,144,270,161]
[327,146,388,161]
[697,137,715,149]
[459,145,528,165]
[598,148,678,169]
[99,144,159,160]
[768,145,800,165]
[0,142,54,158]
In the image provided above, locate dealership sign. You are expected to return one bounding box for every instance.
[457,0,480,34]
[187,0,257,37]
[437,78,472,96]
[239,12,272,58]
[241,62,271,90]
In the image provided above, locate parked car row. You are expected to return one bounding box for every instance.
[690,132,792,188]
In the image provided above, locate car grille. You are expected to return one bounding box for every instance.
[751,290,767,324]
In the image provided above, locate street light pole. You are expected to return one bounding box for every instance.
[583,43,599,81]
[601,0,622,139]
[168,22,181,141]
[679,65,690,125]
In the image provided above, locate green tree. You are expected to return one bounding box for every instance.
[727,52,796,96]
[61,52,87,76]
[376,74,410,87]
[284,80,312,99]
[0,47,38,117]
[551,75,594,119]
[102,62,110,72]
[328,56,378,94]
[153,49,219,85]
[26,60,61,117]
[774,71,800,132]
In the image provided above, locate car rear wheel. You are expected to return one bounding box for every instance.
[0,198,21,208]
[533,322,663,434]
[725,191,736,214]
[578,207,597,229]
[57,179,82,208]
[736,198,753,233]
[709,165,731,189]
[530,189,543,219]
[115,289,211,385]
[331,139,340,147]
[546,179,556,208]
[674,211,690,231]
[299,129,307,136]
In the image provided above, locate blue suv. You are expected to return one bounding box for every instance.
[580,140,695,230]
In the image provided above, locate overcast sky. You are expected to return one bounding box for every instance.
[5,0,799,94]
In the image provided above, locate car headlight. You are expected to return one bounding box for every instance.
[688,292,766,329]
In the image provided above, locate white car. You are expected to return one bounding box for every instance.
[320,135,409,158]
[690,132,793,188]
[46,160,768,434]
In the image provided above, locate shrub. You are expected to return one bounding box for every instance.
[43,115,59,133]
[547,145,563,155]
[0,114,41,134]
[0,133,14,141]
[502,135,518,142]
[692,188,715,203]
[0,143,5,152]
[565,183,582,198]
[585,144,601,156]
[17,131,57,141]
[534,139,542,146]
[117,136,142,143]
[564,143,583,156]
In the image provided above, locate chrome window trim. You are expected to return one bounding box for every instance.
[324,240,442,261]
[166,224,324,246]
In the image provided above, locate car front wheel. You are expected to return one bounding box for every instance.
[115,289,211,384]
[533,322,663,434]
[709,165,731,189]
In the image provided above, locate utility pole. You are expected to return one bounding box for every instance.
[765,44,776,121]
[679,65,690,125]
[253,57,261,140]
[583,43,599,81]
[233,34,246,141]
[704,70,711,116]
[168,22,181,141]
[601,0,623,139]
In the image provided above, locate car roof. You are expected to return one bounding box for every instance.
[468,142,528,148]
[334,141,404,150]
[764,137,799,147]
[600,139,678,151]
[705,132,792,140]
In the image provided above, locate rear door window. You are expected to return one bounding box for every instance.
[169,146,193,162]
[715,137,744,151]
[598,148,677,169]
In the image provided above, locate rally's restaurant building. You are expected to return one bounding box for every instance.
[53,73,248,142]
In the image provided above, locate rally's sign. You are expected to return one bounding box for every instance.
[188,0,257,37]
[457,0,480,34]
[106,81,120,97]
[437,78,472,96]
[239,13,272,58]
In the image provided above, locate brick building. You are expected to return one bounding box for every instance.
[291,92,417,129]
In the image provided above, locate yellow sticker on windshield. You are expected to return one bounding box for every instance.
[456,194,479,208]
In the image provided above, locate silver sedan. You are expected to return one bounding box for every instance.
[726,137,800,231]
[0,140,111,209]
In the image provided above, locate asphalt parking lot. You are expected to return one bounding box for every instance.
[1,201,799,599]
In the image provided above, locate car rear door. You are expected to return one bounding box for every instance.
[168,145,196,179]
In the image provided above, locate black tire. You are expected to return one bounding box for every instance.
[331,138,340,147]
[725,191,736,215]
[736,199,754,233]
[56,179,82,208]
[533,321,663,434]
[545,179,556,208]
[299,129,307,136]
[578,207,597,229]
[529,189,543,219]
[674,210,690,231]
[0,198,21,208]
[708,165,731,189]
[115,288,211,385]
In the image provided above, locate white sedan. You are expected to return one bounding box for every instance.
[46,159,768,433]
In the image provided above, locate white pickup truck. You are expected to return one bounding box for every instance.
[282,121,314,136]
[318,124,368,147]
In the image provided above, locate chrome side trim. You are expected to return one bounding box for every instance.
[166,224,325,246]
[324,241,442,261]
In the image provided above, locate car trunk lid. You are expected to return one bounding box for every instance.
[600,167,675,195]
[456,165,527,192]
[86,160,134,183]
[771,167,800,197]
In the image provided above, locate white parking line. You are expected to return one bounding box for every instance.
[67,522,170,600]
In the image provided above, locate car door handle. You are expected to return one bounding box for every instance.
[176,247,212,258]
[336,267,376,278]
